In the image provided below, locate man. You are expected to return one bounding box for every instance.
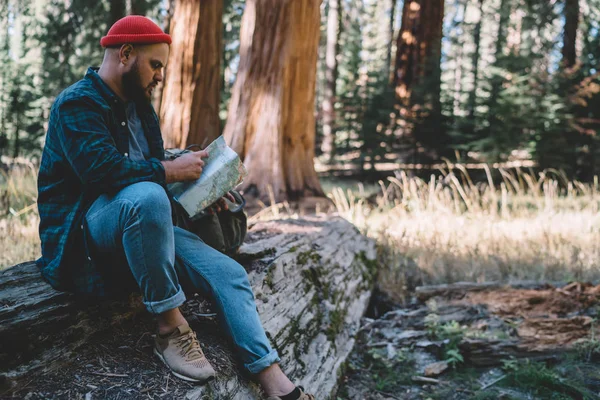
[37,15,313,400]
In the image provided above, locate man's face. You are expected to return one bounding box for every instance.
[121,43,169,103]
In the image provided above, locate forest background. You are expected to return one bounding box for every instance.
[1,0,599,290]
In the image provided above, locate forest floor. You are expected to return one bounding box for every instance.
[336,282,600,400]
[8,282,600,400]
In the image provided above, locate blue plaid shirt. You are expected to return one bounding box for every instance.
[37,67,167,296]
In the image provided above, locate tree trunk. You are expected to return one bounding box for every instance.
[1,217,376,399]
[11,116,19,159]
[467,0,484,122]
[130,0,149,15]
[159,0,223,149]
[562,0,579,68]
[109,0,126,26]
[393,0,444,108]
[223,0,325,203]
[320,0,341,163]
[151,0,174,112]
[451,0,468,116]
[393,0,444,156]
[486,0,511,133]
[386,0,397,83]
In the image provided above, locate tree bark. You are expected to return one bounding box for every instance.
[223,0,325,203]
[320,0,341,163]
[1,217,375,399]
[562,0,579,68]
[392,0,444,157]
[393,0,444,108]
[159,0,223,149]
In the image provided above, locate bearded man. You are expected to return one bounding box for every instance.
[36,15,313,400]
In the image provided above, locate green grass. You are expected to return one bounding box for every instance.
[500,360,596,399]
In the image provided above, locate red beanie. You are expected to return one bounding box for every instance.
[100,15,171,48]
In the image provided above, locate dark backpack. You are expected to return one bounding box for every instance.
[173,190,247,255]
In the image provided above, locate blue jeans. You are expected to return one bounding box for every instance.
[84,181,280,374]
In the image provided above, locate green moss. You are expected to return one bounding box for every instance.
[325,307,348,342]
[301,265,331,298]
[263,265,275,290]
[357,250,379,285]
[297,249,322,266]
[273,302,325,375]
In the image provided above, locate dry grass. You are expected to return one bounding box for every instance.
[328,168,600,292]
[0,165,40,269]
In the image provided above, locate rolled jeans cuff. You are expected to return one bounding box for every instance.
[244,349,281,375]
[144,287,186,314]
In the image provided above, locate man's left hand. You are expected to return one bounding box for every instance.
[207,192,236,215]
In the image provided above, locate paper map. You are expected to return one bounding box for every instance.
[167,136,247,218]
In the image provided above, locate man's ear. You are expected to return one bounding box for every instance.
[119,44,134,65]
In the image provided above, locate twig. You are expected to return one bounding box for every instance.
[366,341,390,347]
[9,203,37,217]
[480,374,507,390]
[89,371,129,378]
[412,376,440,384]
[375,389,402,399]
[163,373,170,393]
[136,331,151,347]
[193,312,217,318]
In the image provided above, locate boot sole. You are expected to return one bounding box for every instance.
[153,347,216,383]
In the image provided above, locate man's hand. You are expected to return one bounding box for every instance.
[161,150,209,183]
[207,191,236,215]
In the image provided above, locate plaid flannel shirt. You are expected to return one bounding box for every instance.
[37,67,167,296]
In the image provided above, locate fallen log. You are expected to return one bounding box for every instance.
[458,338,561,367]
[0,216,376,399]
[415,281,569,302]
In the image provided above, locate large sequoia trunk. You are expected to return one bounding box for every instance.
[393,0,444,107]
[1,217,375,399]
[223,0,325,203]
[158,0,223,149]
[392,0,444,156]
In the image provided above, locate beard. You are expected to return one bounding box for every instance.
[122,60,154,103]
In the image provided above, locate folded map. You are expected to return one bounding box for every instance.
[167,136,248,218]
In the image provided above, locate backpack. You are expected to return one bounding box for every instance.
[165,147,248,255]
[173,190,247,255]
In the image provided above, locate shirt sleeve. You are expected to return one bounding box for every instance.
[56,97,167,193]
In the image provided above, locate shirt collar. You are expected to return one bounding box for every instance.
[85,67,124,108]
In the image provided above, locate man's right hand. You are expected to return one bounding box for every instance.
[161,150,209,184]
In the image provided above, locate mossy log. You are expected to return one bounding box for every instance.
[0,216,376,399]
